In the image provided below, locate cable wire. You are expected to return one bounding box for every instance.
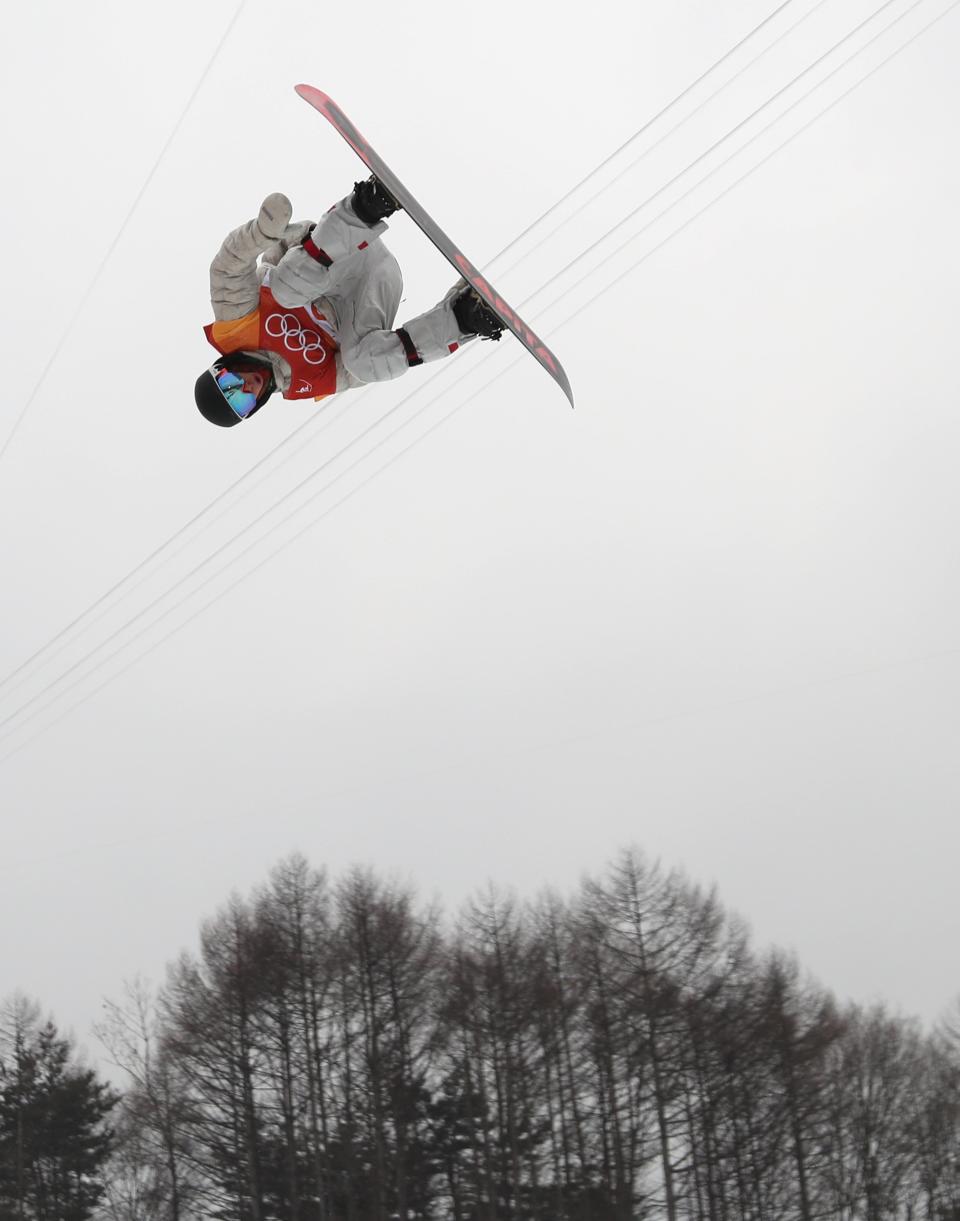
[0,0,814,702]
[493,0,834,282]
[489,0,803,265]
[0,0,248,468]
[1,0,953,765]
[0,0,935,742]
[531,0,935,310]
[0,394,356,703]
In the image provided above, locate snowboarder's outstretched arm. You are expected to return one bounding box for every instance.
[209,193,310,321]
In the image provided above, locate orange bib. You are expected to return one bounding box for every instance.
[204,284,339,400]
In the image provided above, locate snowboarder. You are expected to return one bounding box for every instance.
[195,180,505,427]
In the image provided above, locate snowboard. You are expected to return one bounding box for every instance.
[295,85,574,408]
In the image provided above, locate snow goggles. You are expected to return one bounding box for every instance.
[214,367,259,419]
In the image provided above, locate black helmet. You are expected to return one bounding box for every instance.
[195,352,276,427]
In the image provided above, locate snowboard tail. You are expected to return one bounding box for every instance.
[295,85,574,408]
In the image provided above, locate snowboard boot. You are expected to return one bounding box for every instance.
[351,175,402,225]
[453,286,505,341]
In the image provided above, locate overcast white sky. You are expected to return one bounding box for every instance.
[2,0,959,1063]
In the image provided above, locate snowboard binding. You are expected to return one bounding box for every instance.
[453,287,504,341]
[351,175,402,225]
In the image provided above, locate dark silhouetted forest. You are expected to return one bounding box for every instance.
[4,849,959,1220]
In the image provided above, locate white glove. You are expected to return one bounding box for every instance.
[255,193,293,242]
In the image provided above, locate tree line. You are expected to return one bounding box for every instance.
[3,848,960,1220]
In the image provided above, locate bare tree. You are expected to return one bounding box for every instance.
[97,977,194,1221]
[529,890,594,1220]
[256,854,335,1221]
[333,866,443,1221]
[117,849,960,1221]
[580,848,727,1221]
[161,896,277,1221]
[438,886,554,1221]
[820,1005,926,1221]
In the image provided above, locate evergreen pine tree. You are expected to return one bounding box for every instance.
[0,996,117,1221]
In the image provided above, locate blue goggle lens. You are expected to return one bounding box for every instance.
[214,367,258,419]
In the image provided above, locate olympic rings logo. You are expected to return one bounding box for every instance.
[264,312,328,365]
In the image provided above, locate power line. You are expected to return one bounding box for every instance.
[0,0,936,747]
[0,394,355,704]
[531,0,938,311]
[493,0,834,282]
[0,0,815,705]
[0,0,248,469]
[490,0,804,266]
[1,0,952,765]
[529,0,904,304]
[545,1,960,351]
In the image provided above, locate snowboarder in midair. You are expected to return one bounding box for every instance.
[195,180,504,426]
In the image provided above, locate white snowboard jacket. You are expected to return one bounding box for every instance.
[206,192,476,396]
